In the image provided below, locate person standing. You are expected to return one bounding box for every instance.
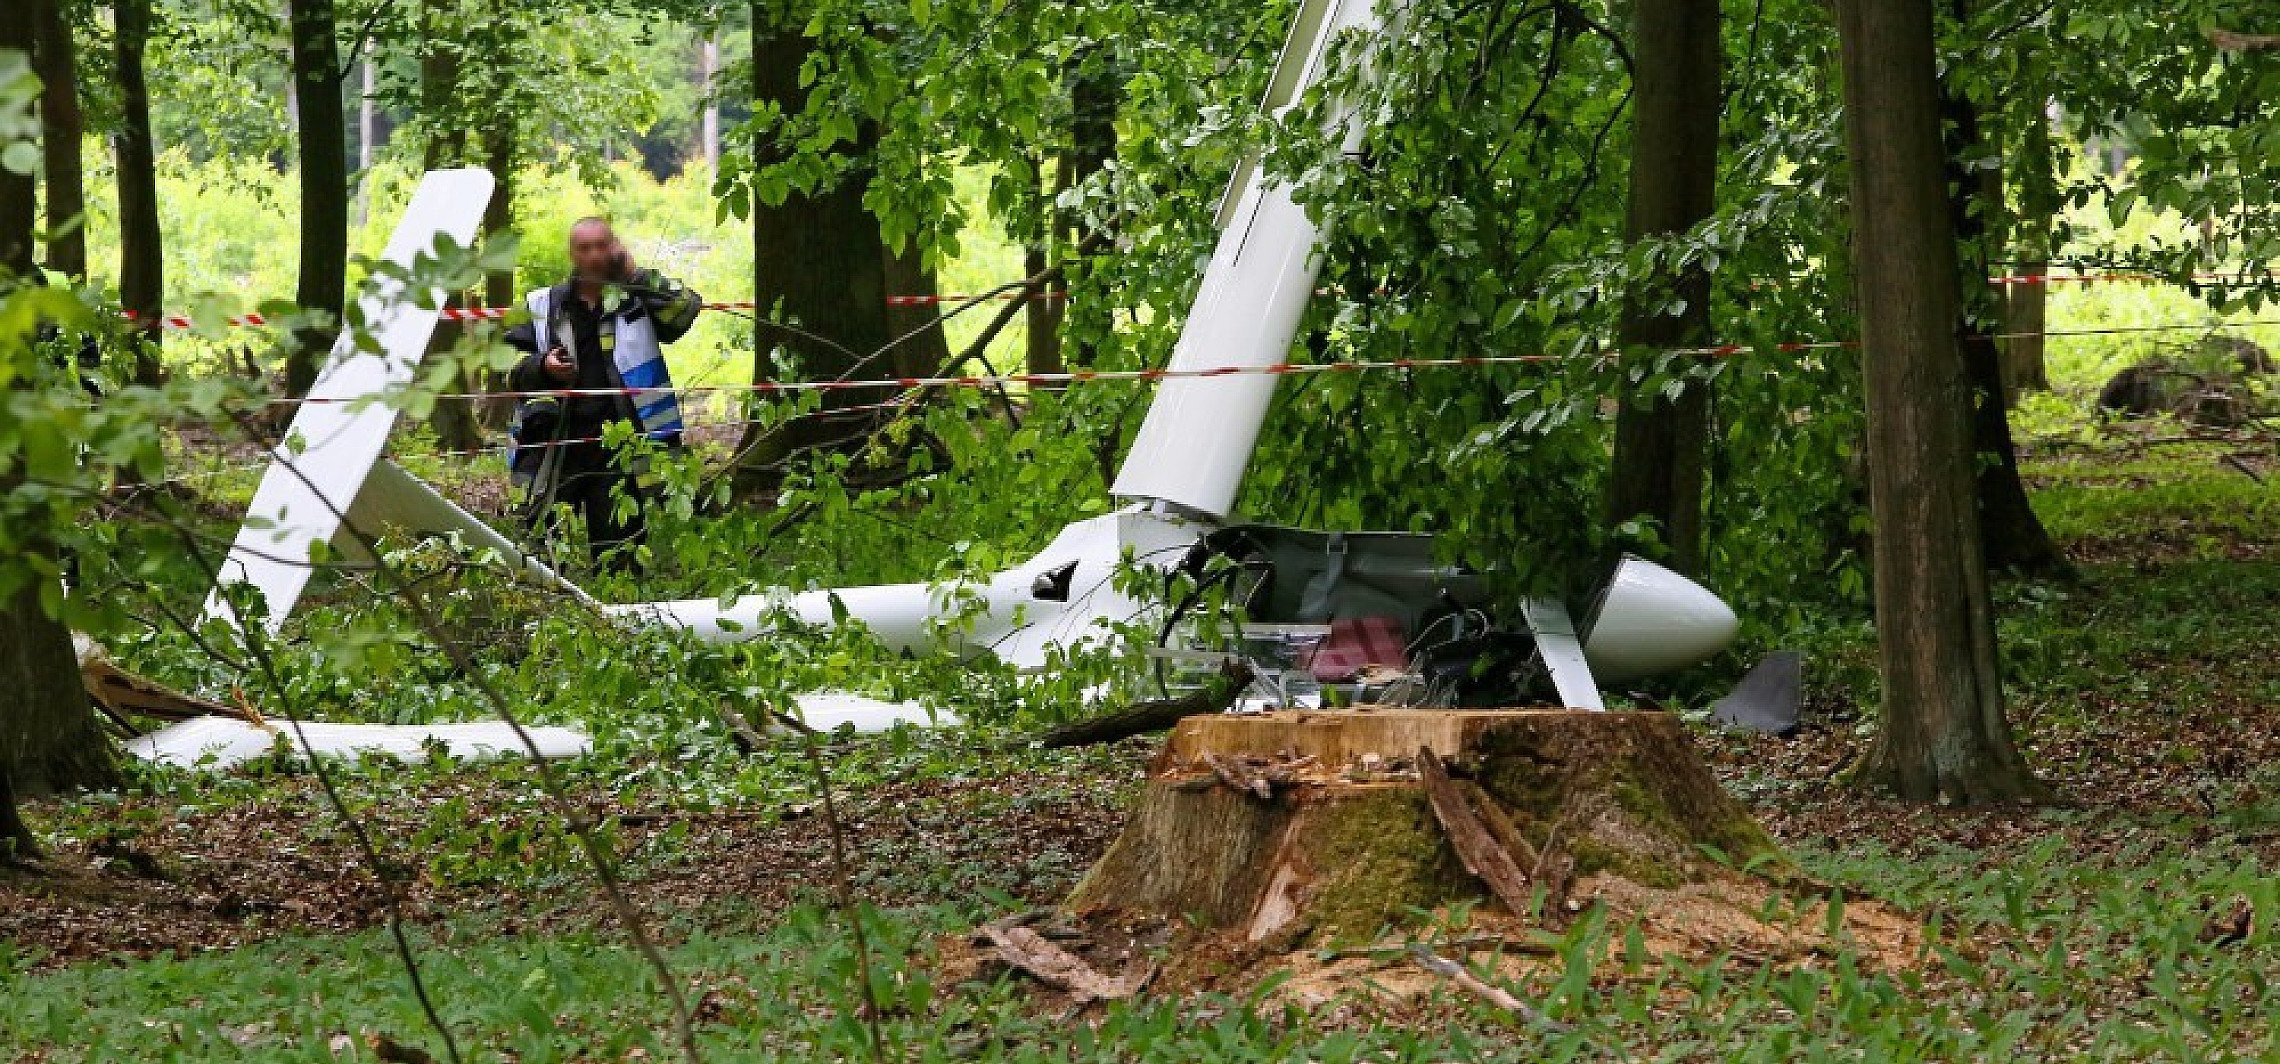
[504,217,702,569]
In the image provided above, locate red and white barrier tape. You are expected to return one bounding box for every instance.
[127,302,767,330]
[884,292,1065,307]
[216,317,2280,410]
[129,270,2280,329]
[1987,270,2280,286]
[143,401,912,490]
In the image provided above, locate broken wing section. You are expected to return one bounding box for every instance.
[202,167,500,631]
[333,460,593,604]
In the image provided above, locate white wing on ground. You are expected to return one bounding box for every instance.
[789,691,961,733]
[128,715,590,771]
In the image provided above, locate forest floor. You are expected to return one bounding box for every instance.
[2,428,2276,1061]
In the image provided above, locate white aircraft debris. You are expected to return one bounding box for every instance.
[129,715,589,771]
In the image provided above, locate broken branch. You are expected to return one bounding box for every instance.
[1406,944,1568,1029]
[1039,662,1251,748]
[2209,28,2280,52]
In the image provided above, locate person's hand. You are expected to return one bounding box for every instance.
[608,241,636,282]
[542,346,575,384]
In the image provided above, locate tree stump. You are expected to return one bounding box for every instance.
[936,709,1923,1010]
[1067,709,1791,945]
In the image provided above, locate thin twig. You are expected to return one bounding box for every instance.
[1406,943,1569,1030]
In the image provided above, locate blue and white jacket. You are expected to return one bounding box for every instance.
[504,270,702,491]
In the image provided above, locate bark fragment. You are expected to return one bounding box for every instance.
[1416,747,1536,917]
[980,923,1151,1003]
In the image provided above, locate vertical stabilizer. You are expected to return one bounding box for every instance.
[1108,0,1385,519]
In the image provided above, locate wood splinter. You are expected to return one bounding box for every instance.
[1202,752,1274,801]
[1416,746,1537,916]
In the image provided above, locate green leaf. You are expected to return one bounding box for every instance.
[0,140,36,175]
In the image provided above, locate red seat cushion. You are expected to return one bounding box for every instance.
[1304,616,1408,682]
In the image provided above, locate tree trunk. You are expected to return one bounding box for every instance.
[0,584,117,797]
[1023,237,1061,376]
[2001,112,2053,400]
[2,22,116,853]
[1938,39,2068,579]
[2001,260,2048,399]
[113,0,164,384]
[698,34,720,170]
[1603,0,1720,576]
[418,11,483,452]
[0,1,31,279]
[31,0,86,280]
[732,3,894,495]
[358,43,375,171]
[479,117,517,429]
[882,239,950,378]
[1833,0,2044,805]
[286,0,347,398]
[1051,53,1119,371]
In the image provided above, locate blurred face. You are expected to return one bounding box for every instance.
[569,221,618,280]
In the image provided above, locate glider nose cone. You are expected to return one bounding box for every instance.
[1581,556,1740,682]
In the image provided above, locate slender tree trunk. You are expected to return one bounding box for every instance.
[1054,52,1118,370]
[1938,34,2067,579]
[419,10,484,451]
[2001,109,2053,400]
[733,3,894,494]
[1834,0,2044,805]
[31,0,86,280]
[479,117,517,429]
[287,0,348,398]
[2001,260,2048,399]
[358,43,375,171]
[699,34,720,170]
[0,4,32,278]
[1023,176,1061,376]
[113,0,164,384]
[1604,0,1720,576]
